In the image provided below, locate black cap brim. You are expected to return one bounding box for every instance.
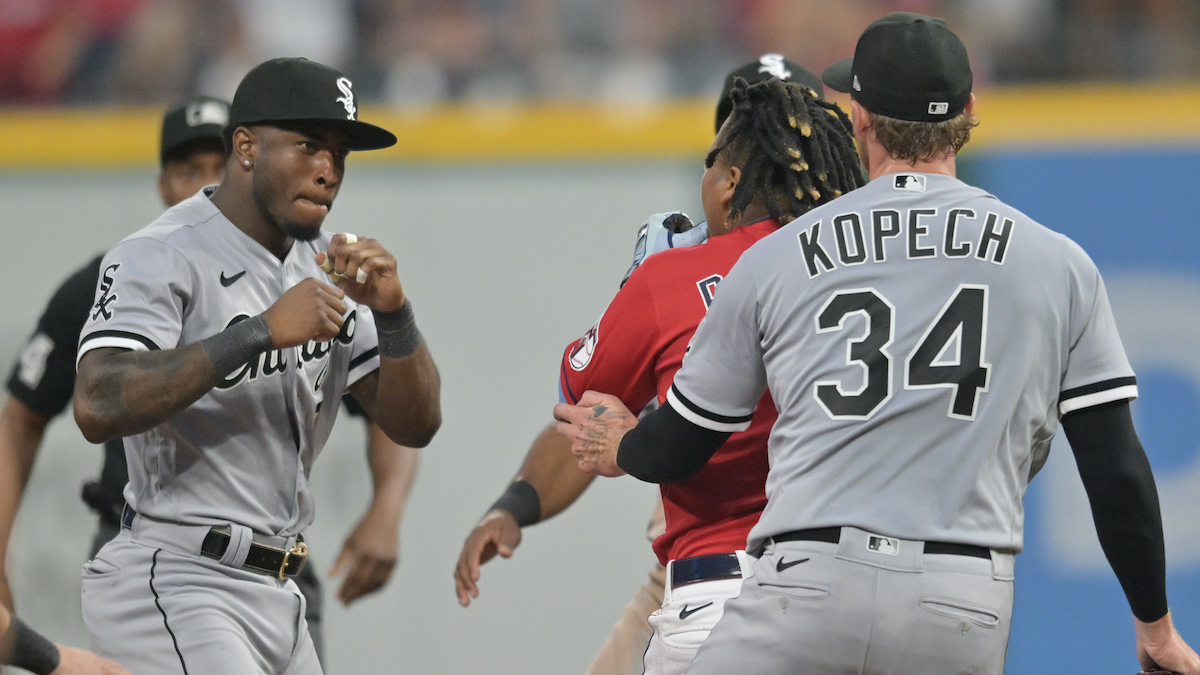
[821,58,854,94]
[238,117,398,152]
[318,118,397,151]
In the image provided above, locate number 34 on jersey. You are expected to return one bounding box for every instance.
[815,284,990,422]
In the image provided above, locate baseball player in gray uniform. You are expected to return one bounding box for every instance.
[73,57,441,674]
[556,12,1200,675]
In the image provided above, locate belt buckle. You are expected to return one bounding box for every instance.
[279,541,308,579]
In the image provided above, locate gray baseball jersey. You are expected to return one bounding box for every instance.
[77,188,380,537]
[668,172,1135,555]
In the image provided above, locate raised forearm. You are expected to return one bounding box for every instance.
[516,423,594,521]
[74,317,274,443]
[73,345,223,443]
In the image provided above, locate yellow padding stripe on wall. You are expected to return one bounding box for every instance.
[2,85,1199,168]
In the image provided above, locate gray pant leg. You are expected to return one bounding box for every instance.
[867,553,1012,674]
[291,562,325,666]
[83,532,324,675]
[93,516,325,662]
[689,538,1012,675]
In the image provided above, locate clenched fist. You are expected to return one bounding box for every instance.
[261,278,347,348]
[316,233,406,313]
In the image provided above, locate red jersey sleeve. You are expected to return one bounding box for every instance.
[559,267,661,412]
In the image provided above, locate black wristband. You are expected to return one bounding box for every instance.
[374,300,423,359]
[489,479,541,527]
[202,315,273,375]
[4,616,61,674]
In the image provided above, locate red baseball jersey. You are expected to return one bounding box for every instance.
[560,219,779,565]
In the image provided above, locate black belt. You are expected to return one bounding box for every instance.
[670,552,743,588]
[121,506,309,579]
[773,527,991,559]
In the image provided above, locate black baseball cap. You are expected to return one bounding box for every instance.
[716,54,824,132]
[821,12,972,123]
[160,96,229,166]
[228,57,397,151]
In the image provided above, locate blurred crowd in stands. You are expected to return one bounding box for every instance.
[2,0,1198,106]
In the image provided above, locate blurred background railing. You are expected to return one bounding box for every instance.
[2,0,1199,108]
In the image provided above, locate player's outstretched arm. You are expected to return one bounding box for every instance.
[454,424,594,607]
[0,398,51,610]
[325,234,441,448]
[1063,400,1199,675]
[74,279,347,442]
[330,420,418,606]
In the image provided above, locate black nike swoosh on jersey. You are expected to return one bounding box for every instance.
[679,602,713,620]
[220,270,247,287]
[776,557,810,573]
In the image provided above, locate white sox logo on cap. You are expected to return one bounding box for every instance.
[185,100,229,127]
[336,77,356,120]
[757,54,792,80]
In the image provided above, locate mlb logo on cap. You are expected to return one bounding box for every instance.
[928,102,949,115]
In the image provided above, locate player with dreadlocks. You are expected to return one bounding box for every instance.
[548,76,863,675]
[712,76,862,227]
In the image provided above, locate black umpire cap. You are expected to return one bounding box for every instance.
[821,12,972,123]
[715,54,824,133]
[228,57,397,151]
[160,96,229,167]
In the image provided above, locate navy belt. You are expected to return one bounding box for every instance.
[670,552,743,588]
[773,527,991,559]
[121,505,308,579]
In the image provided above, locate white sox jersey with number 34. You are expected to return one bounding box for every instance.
[668,173,1136,555]
[77,188,380,538]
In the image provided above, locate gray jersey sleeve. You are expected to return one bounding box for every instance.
[1058,242,1137,416]
[77,237,195,362]
[347,304,381,387]
[667,255,767,432]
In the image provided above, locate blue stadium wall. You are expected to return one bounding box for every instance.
[967,147,1200,673]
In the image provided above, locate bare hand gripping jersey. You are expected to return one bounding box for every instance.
[669,173,1136,555]
[77,189,380,538]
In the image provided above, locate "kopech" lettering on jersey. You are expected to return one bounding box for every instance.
[798,207,1015,278]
